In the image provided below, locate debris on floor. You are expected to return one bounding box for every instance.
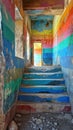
[14,112,73,130]
[8,120,18,130]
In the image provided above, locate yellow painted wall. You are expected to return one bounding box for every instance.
[53,15,61,37]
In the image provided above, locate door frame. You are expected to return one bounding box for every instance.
[33,42,43,66]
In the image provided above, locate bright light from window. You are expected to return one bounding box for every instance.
[26,31,30,60]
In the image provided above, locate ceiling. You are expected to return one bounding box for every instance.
[29,15,54,20]
[22,0,69,20]
[22,0,65,10]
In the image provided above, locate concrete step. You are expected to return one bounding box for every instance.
[20,85,66,93]
[16,102,71,114]
[18,93,70,103]
[22,79,65,85]
[23,72,63,79]
[24,65,62,73]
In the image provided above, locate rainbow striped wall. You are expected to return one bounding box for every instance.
[0,5,6,129]
[31,17,53,65]
[1,0,25,118]
[53,0,73,113]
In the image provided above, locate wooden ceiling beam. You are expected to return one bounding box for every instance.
[22,0,64,10]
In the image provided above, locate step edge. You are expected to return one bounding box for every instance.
[23,72,63,75]
[18,92,68,96]
[16,101,70,105]
[23,78,65,80]
[21,85,66,88]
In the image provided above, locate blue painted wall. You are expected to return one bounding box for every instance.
[1,1,25,114]
[53,1,73,113]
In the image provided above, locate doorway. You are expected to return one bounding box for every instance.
[33,42,42,66]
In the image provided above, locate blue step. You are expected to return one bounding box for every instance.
[17,65,70,114]
[20,86,66,93]
[23,73,63,79]
[22,79,65,85]
[18,94,70,103]
[24,66,61,73]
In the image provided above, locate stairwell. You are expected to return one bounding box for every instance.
[16,65,71,114]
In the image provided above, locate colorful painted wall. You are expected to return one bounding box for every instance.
[0,4,6,129]
[53,0,73,113]
[31,16,53,65]
[0,0,26,129]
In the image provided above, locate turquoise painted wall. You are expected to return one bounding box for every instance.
[53,1,73,113]
[1,1,25,114]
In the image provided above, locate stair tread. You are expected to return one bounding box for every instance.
[23,78,64,80]
[24,65,61,69]
[21,85,66,88]
[17,101,70,105]
[18,92,70,104]
[16,102,71,113]
[21,84,66,88]
[23,72,62,74]
[18,92,68,96]
[24,66,62,73]
[19,85,66,94]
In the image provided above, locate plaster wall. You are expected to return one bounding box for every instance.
[53,0,73,113]
[0,0,26,129]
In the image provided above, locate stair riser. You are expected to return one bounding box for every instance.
[16,103,71,114]
[18,95,70,103]
[22,79,65,85]
[20,87,66,93]
[24,67,61,73]
[23,73,63,79]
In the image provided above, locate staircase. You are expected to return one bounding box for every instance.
[16,65,71,114]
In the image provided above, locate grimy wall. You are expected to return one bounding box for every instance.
[0,0,26,129]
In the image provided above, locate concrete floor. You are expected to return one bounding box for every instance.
[13,112,73,130]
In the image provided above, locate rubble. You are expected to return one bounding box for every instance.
[71,119,73,124]
[14,112,73,130]
[8,121,18,130]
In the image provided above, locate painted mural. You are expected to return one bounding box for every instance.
[31,16,53,65]
[1,1,25,115]
[53,0,73,113]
